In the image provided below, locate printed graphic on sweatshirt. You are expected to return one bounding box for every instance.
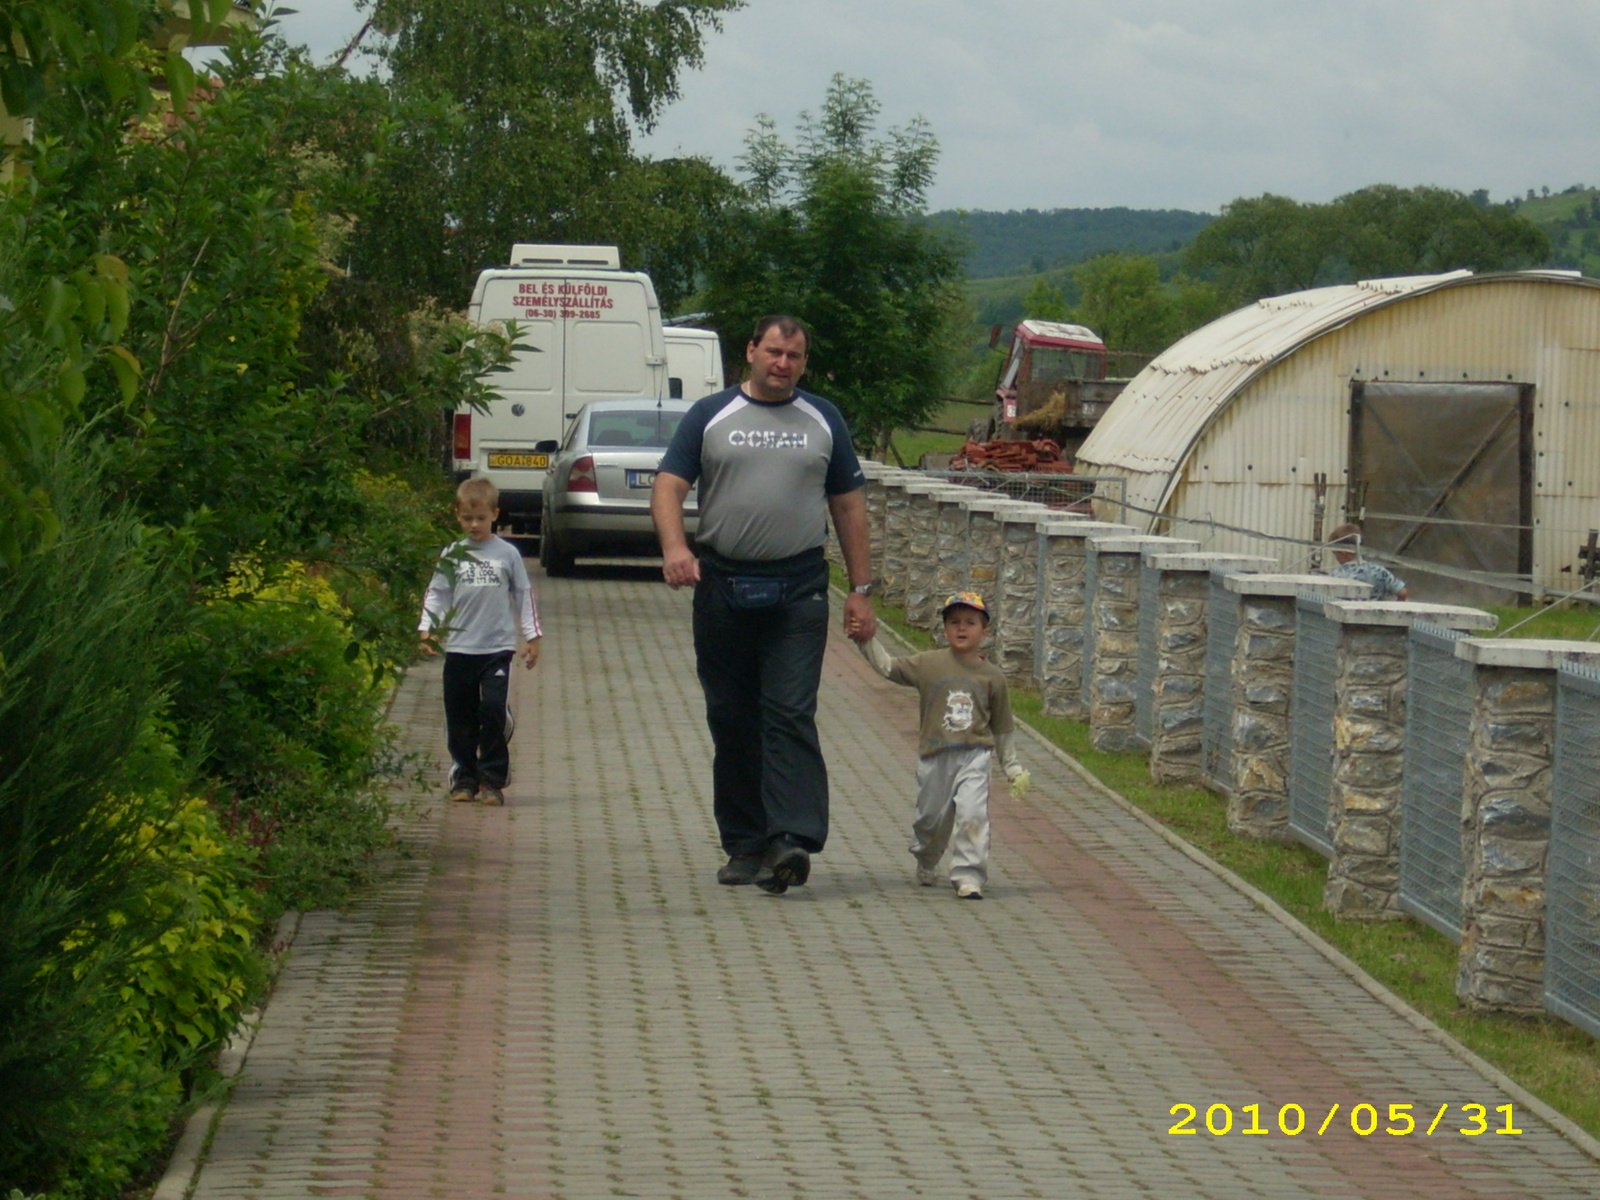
[942,688,976,733]
[457,559,507,588]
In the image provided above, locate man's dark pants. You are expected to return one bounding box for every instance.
[442,650,515,791]
[693,556,831,857]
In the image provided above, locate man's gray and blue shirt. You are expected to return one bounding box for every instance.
[660,385,865,563]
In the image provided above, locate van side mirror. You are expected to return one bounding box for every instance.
[534,439,559,453]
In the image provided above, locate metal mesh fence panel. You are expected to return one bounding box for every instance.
[1201,572,1239,792]
[1397,622,1472,941]
[1288,593,1338,856]
[1546,662,1600,1039]
[918,471,1124,516]
[1135,563,1159,745]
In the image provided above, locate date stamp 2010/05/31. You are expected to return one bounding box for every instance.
[1169,1102,1523,1138]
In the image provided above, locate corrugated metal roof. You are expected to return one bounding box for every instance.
[1080,273,1469,484]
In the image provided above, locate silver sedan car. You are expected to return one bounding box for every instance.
[539,398,699,576]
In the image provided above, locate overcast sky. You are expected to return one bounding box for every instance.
[272,1,1600,215]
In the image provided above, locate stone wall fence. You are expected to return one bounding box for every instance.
[1142,554,1278,784]
[1033,519,1135,720]
[903,481,972,628]
[1083,535,1199,752]
[1454,638,1600,1016]
[879,471,919,607]
[996,506,1063,685]
[1216,574,1371,841]
[1314,601,1496,922]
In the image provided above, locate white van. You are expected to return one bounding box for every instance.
[663,323,725,401]
[458,244,667,534]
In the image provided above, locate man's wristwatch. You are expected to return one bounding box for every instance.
[852,582,875,596]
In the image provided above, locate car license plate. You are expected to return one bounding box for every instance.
[626,470,656,489]
[487,452,549,469]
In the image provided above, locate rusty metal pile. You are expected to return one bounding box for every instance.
[949,438,1074,474]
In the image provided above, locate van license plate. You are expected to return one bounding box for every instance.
[487,453,549,469]
[626,470,656,489]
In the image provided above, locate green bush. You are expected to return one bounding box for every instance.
[0,448,185,1191]
[169,562,398,914]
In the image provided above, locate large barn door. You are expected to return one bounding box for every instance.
[1348,380,1533,602]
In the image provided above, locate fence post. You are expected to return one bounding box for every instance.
[1454,639,1600,1014]
[879,472,917,607]
[1317,602,1495,921]
[858,461,897,587]
[1145,554,1278,784]
[997,507,1056,685]
[903,481,968,628]
[1085,535,1199,752]
[1221,574,1370,841]
[1033,520,1134,720]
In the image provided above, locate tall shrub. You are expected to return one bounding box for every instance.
[0,445,186,1189]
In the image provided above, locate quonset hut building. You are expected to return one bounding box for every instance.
[1075,270,1600,602]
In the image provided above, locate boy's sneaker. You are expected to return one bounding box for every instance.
[717,854,764,886]
[479,784,505,806]
[755,843,810,895]
[955,880,984,900]
[449,785,476,803]
[916,863,942,888]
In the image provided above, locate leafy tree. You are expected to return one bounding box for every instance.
[1185,186,1551,309]
[1069,253,1224,355]
[347,0,742,307]
[1182,193,1339,307]
[702,74,966,448]
[1021,277,1068,321]
[1336,184,1550,279]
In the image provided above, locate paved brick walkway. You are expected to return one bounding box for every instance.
[189,561,1600,1199]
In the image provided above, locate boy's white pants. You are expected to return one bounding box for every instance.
[911,746,992,887]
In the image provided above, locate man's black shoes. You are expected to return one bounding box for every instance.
[755,843,811,895]
[717,853,764,886]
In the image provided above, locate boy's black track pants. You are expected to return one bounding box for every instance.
[442,650,515,791]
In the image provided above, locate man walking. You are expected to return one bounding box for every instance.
[652,315,877,894]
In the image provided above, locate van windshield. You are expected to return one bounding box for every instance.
[587,409,685,449]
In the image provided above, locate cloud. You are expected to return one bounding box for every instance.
[275,0,1600,213]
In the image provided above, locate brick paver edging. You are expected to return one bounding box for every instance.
[1015,713,1600,1168]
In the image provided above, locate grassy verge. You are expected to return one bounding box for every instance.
[1488,602,1600,641]
[855,582,1600,1142]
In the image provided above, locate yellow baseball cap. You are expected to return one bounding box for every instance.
[939,592,990,622]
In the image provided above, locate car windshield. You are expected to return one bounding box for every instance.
[587,408,684,449]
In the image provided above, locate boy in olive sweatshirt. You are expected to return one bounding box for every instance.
[853,593,1028,899]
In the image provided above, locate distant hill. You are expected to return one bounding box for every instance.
[1512,186,1600,276]
[926,206,1215,279]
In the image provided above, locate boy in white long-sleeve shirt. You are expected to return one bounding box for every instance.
[853,592,1028,899]
[419,478,541,805]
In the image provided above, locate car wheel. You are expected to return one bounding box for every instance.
[540,527,577,577]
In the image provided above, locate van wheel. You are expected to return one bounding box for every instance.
[540,529,576,577]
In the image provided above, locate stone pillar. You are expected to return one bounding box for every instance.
[1454,639,1600,1014]
[1318,602,1495,920]
[1144,554,1278,784]
[961,498,1040,638]
[932,491,976,618]
[858,462,896,587]
[880,473,918,607]
[1033,520,1134,720]
[1085,535,1199,752]
[903,482,965,627]
[996,506,1056,685]
[1222,574,1370,841]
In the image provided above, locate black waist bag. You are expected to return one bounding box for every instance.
[704,551,829,611]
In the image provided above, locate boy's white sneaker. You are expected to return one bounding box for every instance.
[955,881,984,900]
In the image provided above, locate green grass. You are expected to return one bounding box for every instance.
[884,397,988,467]
[856,586,1600,1141]
[1487,602,1600,641]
